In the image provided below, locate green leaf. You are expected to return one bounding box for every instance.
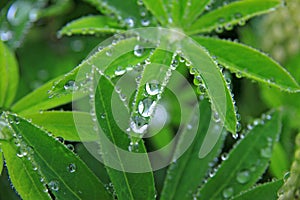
[11,76,79,115]
[38,0,73,18]
[180,0,211,28]
[1,141,51,200]
[269,143,289,178]
[186,0,281,35]
[160,99,226,200]
[23,111,97,142]
[193,36,300,92]
[58,15,124,37]
[0,40,19,108]
[0,152,3,175]
[197,111,281,199]
[232,180,283,200]
[142,0,169,25]
[50,37,151,97]
[5,113,111,200]
[94,75,156,200]
[181,37,237,133]
[83,0,142,27]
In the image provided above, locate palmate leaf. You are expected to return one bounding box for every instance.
[160,99,226,200]
[23,111,97,142]
[94,75,156,200]
[197,111,281,199]
[58,16,124,37]
[3,113,111,200]
[0,40,19,108]
[186,0,282,35]
[194,36,300,92]
[232,180,283,200]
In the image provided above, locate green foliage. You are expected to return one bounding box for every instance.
[0,0,298,199]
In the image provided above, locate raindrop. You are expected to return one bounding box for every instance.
[145,81,160,95]
[238,19,245,26]
[68,163,76,173]
[222,187,234,199]
[134,45,144,57]
[101,113,106,119]
[224,23,233,31]
[128,141,139,152]
[141,19,150,26]
[66,144,75,151]
[115,66,126,76]
[215,25,224,33]
[29,9,38,22]
[106,48,113,56]
[7,1,30,26]
[138,98,156,117]
[283,172,290,182]
[213,112,221,123]
[236,170,250,184]
[130,115,148,134]
[236,122,242,132]
[221,152,228,161]
[0,30,13,41]
[236,72,242,78]
[124,17,135,28]
[49,180,59,192]
[193,75,202,86]
[64,80,79,91]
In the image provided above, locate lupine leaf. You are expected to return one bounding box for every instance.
[197,111,281,199]
[194,36,300,92]
[186,0,281,35]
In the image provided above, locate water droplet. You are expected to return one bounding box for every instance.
[145,81,160,95]
[128,141,139,152]
[222,187,234,199]
[64,80,79,91]
[130,115,148,134]
[0,30,13,41]
[106,48,113,56]
[238,19,245,26]
[66,144,75,151]
[124,17,135,28]
[221,152,228,160]
[141,19,150,26]
[68,163,76,173]
[115,66,126,76]
[29,9,38,22]
[260,147,272,158]
[7,1,31,26]
[215,25,224,33]
[134,45,144,57]
[55,137,64,143]
[49,180,59,192]
[187,124,193,130]
[236,122,242,132]
[283,172,290,182]
[236,72,242,78]
[138,98,156,117]
[193,75,203,86]
[213,112,221,123]
[225,23,233,31]
[236,170,250,184]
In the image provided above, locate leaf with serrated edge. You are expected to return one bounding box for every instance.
[0,41,19,108]
[6,113,111,200]
[194,36,300,92]
[161,99,227,200]
[23,111,97,142]
[231,180,283,200]
[94,75,156,200]
[1,141,51,200]
[186,0,281,35]
[181,37,237,133]
[11,76,79,115]
[59,15,124,37]
[197,111,281,199]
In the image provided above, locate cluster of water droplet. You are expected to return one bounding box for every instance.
[214,12,245,34]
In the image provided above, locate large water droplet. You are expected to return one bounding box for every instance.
[49,180,59,192]
[145,81,160,95]
[133,45,144,57]
[138,98,156,117]
[130,115,148,134]
[222,187,234,199]
[236,170,250,184]
[124,17,135,28]
[7,1,31,26]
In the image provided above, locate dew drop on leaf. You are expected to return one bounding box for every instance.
[124,17,135,28]
[236,170,250,184]
[133,45,144,57]
[145,81,160,95]
[115,66,126,76]
[64,80,79,91]
[49,180,59,192]
[68,163,76,173]
[138,98,156,117]
[222,187,234,199]
[130,115,148,134]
